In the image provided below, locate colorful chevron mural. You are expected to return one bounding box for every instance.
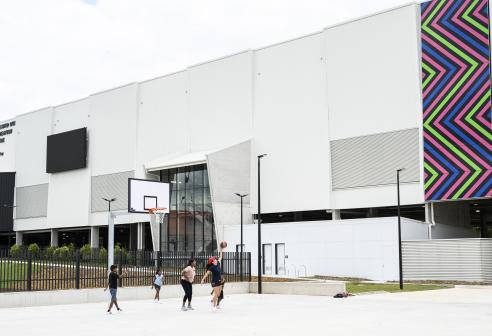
[421,0,492,201]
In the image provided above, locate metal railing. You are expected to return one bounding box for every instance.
[0,249,251,293]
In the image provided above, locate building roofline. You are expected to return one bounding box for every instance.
[12,1,421,118]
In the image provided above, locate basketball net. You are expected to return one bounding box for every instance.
[149,207,167,252]
[148,207,167,224]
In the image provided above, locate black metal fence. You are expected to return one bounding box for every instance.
[0,249,251,293]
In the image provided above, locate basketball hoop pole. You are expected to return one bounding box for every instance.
[108,212,115,270]
[102,197,116,270]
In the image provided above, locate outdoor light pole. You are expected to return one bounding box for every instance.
[1,204,16,247]
[102,198,116,269]
[396,169,404,290]
[257,154,267,294]
[234,193,248,281]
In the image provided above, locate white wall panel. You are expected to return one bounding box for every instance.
[333,183,422,209]
[15,108,53,187]
[52,99,90,134]
[224,217,429,280]
[47,169,90,228]
[47,99,91,229]
[89,84,138,176]
[325,5,421,140]
[187,51,253,152]
[14,217,48,232]
[252,33,331,214]
[136,72,188,177]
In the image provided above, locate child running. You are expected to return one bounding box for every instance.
[200,249,223,311]
[104,264,126,314]
[152,269,164,302]
[180,258,196,311]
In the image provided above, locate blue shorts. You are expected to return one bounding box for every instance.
[109,288,117,300]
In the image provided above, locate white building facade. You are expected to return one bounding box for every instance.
[0,2,490,280]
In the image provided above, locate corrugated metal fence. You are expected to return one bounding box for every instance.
[402,238,492,282]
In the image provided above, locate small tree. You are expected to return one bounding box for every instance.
[99,247,108,260]
[27,243,40,255]
[54,246,70,259]
[80,244,92,259]
[10,244,22,257]
[66,243,75,255]
[44,246,56,258]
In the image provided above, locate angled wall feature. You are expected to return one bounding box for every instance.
[421,0,492,201]
[206,140,251,242]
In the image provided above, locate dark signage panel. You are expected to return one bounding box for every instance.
[46,128,87,173]
[0,172,15,232]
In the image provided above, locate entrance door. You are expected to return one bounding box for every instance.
[262,244,272,275]
[275,243,286,275]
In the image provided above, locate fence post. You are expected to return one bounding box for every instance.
[118,250,123,288]
[27,252,32,291]
[248,252,252,282]
[238,252,242,282]
[75,249,81,289]
[157,251,162,271]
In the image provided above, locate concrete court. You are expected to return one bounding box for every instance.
[0,286,490,336]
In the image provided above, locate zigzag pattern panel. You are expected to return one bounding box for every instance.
[421,0,492,201]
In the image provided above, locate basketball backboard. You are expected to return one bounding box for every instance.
[128,178,170,213]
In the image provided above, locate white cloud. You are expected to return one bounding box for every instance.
[0,0,416,120]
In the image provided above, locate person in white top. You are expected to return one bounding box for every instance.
[152,269,164,302]
[180,259,196,311]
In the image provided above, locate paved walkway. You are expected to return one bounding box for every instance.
[0,286,490,335]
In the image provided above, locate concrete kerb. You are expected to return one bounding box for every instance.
[0,280,346,309]
[250,281,346,296]
[0,282,250,309]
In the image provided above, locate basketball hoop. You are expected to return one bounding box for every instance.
[149,207,167,224]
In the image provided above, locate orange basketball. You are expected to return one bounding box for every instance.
[220,240,227,249]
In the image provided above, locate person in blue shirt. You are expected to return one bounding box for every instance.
[152,269,164,302]
[201,249,224,310]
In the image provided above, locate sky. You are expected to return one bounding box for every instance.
[0,0,421,121]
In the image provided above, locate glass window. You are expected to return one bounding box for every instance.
[194,165,204,188]
[184,167,194,190]
[159,164,215,253]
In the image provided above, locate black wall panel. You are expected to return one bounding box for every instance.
[46,127,87,173]
[0,172,15,231]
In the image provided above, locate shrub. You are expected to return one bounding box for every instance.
[44,246,56,257]
[99,247,108,260]
[10,244,23,257]
[66,243,75,254]
[80,244,92,258]
[54,246,70,259]
[27,243,40,255]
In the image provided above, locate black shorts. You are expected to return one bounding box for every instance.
[211,282,222,288]
[154,284,161,290]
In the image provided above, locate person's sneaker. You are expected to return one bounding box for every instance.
[187,305,194,310]
[181,306,188,311]
[117,308,123,312]
[107,310,112,314]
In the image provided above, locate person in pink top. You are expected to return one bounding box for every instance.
[180,258,196,311]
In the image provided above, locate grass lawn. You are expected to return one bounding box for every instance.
[346,282,451,294]
[0,261,29,289]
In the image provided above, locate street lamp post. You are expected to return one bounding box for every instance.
[257,154,267,294]
[102,198,116,269]
[1,204,16,247]
[396,169,405,290]
[234,193,248,281]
